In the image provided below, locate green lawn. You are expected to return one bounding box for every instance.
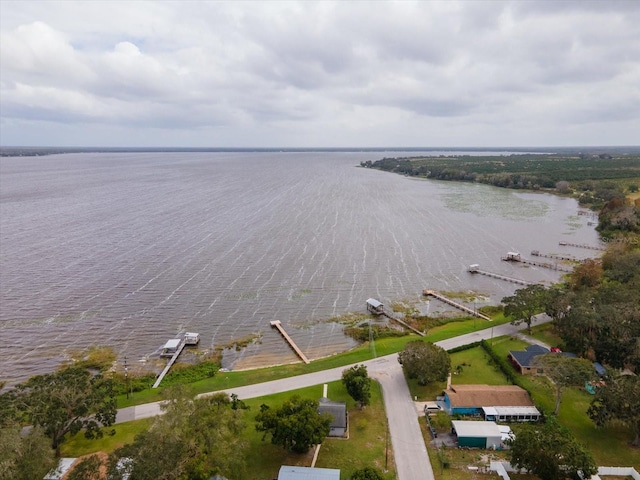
[60,418,153,457]
[406,345,511,401]
[489,336,640,466]
[239,380,396,480]
[62,380,397,480]
[314,381,396,479]
[528,323,563,349]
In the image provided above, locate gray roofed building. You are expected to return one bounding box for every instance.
[508,345,549,374]
[318,397,348,437]
[278,466,340,480]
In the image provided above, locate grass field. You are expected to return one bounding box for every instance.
[238,380,396,480]
[62,380,396,480]
[489,336,640,466]
[60,418,152,457]
[406,345,511,401]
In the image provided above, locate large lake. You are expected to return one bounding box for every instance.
[0,151,601,384]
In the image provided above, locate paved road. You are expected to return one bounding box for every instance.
[115,313,551,480]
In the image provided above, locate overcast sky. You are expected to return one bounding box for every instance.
[1,1,638,148]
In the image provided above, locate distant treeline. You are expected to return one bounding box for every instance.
[363,153,640,236]
[362,154,640,186]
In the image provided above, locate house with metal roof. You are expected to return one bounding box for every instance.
[318,397,348,437]
[443,384,535,416]
[278,466,340,480]
[451,421,510,449]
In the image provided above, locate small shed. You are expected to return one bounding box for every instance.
[318,398,348,437]
[161,338,182,357]
[451,421,503,449]
[366,298,384,315]
[278,466,340,480]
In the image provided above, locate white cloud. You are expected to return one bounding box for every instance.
[0,0,638,147]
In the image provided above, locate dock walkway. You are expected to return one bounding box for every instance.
[270,320,310,364]
[502,255,572,273]
[559,241,605,251]
[422,290,491,321]
[381,308,425,336]
[468,265,534,286]
[531,250,574,261]
[152,339,186,388]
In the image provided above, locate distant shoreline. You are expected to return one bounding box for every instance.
[3,145,640,158]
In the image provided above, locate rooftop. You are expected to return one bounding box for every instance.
[452,420,502,438]
[509,344,549,368]
[278,466,340,480]
[446,384,534,408]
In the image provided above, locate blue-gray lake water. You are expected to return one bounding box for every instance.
[0,151,601,384]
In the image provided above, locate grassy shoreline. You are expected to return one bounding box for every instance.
[116,313,510,408]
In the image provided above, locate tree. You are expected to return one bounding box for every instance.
[535,354,594,415]
[570,259,603,291]
[502,284,546,334]
[255,395,331,453]
[111,387,247,480]
[66,454,107,480]
[0,426,57,480]
[507,417,596,480]
[351,466,385,480]
[398,341,450,386]
[12,365,117,455]
[541,285,572,325]
[342,364,371,408]
[588,372,640,446]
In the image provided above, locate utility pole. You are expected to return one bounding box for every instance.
[124,355,129,399]
[384,422,389,471]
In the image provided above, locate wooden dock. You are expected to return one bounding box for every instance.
[422,290,491,321]
[152,339,186,388]
[381,308,425,336]
[501,254,572,273]
[270,320,310,364]
[559,241,605,251]
[531,250,575,261]
[468,264,534,286]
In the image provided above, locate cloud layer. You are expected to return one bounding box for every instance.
[1,1,639,147]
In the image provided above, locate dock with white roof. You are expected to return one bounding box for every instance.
[152,332,200,388]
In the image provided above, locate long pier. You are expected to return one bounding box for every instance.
[501,254,572,273]
[531,250,575,261]
[152,339,186,388]
[559,241,606,251]
[381,308,425,336]
[468,264,534,286]
[422,290,491,321]
[270,320,310,364]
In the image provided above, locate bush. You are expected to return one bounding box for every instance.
[162,360,219,386]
